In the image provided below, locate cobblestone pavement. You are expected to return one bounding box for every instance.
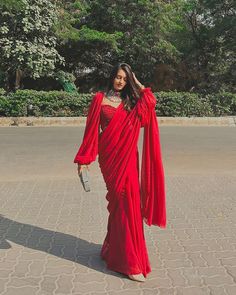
[0,126,236,295]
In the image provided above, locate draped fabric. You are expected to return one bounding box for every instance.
[137,89,166,227]
[73,92,103,165]
[73,88,166,276]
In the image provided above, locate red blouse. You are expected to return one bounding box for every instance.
[100,104,118,132]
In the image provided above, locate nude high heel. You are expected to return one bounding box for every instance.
[128,273,146,282]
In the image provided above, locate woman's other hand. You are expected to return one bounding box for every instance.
[132,72,145,90]
[77,164,89,176]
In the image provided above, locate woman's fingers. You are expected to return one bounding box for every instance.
[77,164,82,175]
[132,72,139,84]
[77,164,88,175]
[77,166,81,175]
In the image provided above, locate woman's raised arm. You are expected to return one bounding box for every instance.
[136,87,157,126]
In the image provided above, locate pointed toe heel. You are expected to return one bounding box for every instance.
[128,273,146,282]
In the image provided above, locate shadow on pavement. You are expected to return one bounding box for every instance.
[0,214,124,279]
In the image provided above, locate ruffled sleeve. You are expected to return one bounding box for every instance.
[136,87,156,127]
[136,87,167,227]
[73,92,103,165]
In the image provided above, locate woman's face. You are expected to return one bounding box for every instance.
[113,69,127,91]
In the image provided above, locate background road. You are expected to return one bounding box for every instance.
[0,126,235,181]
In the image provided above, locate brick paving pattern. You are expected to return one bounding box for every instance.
[0,126,235,294]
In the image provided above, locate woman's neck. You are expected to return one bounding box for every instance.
[106,88,122,102]
[109,88,121,96]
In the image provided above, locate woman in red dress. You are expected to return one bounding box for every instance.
[73,63,166,282]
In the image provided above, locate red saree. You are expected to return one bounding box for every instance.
[74,88,166,277]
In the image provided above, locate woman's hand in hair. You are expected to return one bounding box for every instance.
[132,72,145,90]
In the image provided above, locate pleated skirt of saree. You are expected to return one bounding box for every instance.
[99,148,151,277]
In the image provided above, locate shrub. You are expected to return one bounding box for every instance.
[205,92,236,116]
[156,91,213,117]
[0,89,235,117]
[2,90,91,117]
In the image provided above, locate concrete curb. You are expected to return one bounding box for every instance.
[0,116,235,127]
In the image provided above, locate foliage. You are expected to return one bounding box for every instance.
[55,0,182,91]
[205,92,236,116]
[0,89,91,116]
[54,70,76,83]
[55,0,123,91]
[54,70,77,93]
[0,89,235,117]
[0,0,25,10]
[0,0,64,88]
[0,0,235,93]
[173,0,236,92]
[156,91,213,117]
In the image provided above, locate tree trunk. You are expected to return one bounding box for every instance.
[5,71,10,92]
[15,69,23,90]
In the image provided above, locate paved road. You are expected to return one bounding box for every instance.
[0,126,236,294]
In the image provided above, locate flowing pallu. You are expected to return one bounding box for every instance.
[73,87,166,276]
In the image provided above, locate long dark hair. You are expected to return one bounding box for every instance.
[105,63,142,111]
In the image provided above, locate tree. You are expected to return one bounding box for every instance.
[0,0,64,90]
[55,0,181,91]
[55,0,123,92]
[89,1,180,81]
[174,0,236,92]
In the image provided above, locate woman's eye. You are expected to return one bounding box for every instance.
[116,76,126,82]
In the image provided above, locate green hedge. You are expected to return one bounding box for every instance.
[0,88,235,117]
[156,91,213,116]
[0,89,91,117]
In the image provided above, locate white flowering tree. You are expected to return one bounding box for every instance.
[0,0,64,90]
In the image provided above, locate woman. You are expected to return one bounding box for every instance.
[73,63,166,282]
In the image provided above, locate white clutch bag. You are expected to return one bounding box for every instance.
[79,166,91,192]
